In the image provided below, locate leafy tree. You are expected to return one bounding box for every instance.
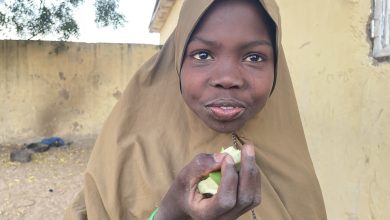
[0,0,126,40]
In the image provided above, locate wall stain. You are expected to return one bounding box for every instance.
[318,67,326,75]
[58,72,66,80]
[71,108,85,115]
[90,74,101,89]
[112,89,122,100]
[299,41,311,49]
[58,89,70,100]
[32,74,41,79]
[72,122,83,132]
[375,108,384,123]
[365,155,370,165]
[36,107,58,137]
[338,72,350,82]
[326,74,334,83]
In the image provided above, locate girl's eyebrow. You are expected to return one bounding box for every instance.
[239,40,273,51]
[189,36,272,50]
[189,36,221,48]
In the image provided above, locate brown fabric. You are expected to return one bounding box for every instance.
[64,0,327,219]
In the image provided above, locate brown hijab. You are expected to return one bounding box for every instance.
[64,0,327,219]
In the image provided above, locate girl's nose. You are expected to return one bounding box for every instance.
[209,60,244,89]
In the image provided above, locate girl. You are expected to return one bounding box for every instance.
[65,0,327,219]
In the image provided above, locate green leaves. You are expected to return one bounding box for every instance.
[0,12,6,27]
[94,0,125,28]
[0,0,126,40]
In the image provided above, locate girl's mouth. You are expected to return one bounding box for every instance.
[205,99,246,121]
[209,106,245,121]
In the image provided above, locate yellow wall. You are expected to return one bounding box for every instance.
[0,40,159,143]
[277,0,389,219]
[159,0,184,44]
[159,0,390,219]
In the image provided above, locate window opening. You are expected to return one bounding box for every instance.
[371,0,390,58]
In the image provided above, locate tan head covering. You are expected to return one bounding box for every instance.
[65,0,327,219]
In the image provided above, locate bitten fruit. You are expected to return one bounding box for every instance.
[197,146,241,195]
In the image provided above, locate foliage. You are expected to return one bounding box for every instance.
[94,0,124,28]
[0,0,126,40]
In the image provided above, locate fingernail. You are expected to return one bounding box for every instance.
[214,153,225,162]
[245,145,255,157]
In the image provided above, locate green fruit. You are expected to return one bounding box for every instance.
[209,171,222,184]
[197,176,219,195]
[221,146,241,170]
[197,146,241,195]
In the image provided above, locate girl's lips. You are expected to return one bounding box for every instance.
[205,98,246,121]
[208,106,245,121]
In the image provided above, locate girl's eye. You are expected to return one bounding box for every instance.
[193,51,212,60]
[244,54,263,62]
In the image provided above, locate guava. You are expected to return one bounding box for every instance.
[197,146,241,195]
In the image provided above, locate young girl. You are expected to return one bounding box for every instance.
[65,0,327,219]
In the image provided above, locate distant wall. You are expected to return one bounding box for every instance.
[0,40,160,143]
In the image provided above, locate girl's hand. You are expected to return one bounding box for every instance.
[155,144,261,220]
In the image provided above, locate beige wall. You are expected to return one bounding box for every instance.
[159,0,184,44]
[277,0,389,219]
[0,40,159,143]
[159,0,390,219]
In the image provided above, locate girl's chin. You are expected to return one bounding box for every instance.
[204,120,245,134]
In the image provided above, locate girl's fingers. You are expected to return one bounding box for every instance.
[188,154,237,219]
[210,155,239,215]
[236,144,261,210]
[185,148,261,219]
[185,153,227,214]
[180,153,225,207]
[183,153,225,184]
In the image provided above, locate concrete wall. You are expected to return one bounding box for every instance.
[277,0,389,219]
[0,40,160,143]
[159,0,184,44]
[158,0,390,219]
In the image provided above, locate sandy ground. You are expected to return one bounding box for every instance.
[0,136,95,220]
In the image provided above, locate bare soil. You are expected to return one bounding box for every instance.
[0,136,95,220]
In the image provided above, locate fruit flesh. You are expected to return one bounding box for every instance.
[197,146,241,195]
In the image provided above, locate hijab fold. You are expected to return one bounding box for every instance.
[65,0,327,219]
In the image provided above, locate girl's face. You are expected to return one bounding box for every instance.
[181,0,275,133]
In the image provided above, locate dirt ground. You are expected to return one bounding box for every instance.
[0,136,95,220]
